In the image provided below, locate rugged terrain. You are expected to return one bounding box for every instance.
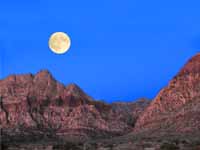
[135,53,200,135]
[2,53,200,149]
[0,70,150,144]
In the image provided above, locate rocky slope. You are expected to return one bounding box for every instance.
[134,53,200,134]
[2,52,200,149]
[111,98,150,127]
[0,70,150,141]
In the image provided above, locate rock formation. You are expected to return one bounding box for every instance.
[135,53,200,134]
[0,70,150,141]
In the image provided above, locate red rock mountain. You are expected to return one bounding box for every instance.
[134,53,200,134]
[0,70,150,139]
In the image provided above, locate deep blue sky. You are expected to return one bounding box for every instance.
[0,0,200,102]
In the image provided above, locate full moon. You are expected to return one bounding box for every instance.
[49,32,71,54]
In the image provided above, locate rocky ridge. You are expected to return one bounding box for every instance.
[0,70,150,141]
[135,53,200,134]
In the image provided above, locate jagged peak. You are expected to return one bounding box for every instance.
[35,69,52,76]
[66,83,81,90]
[34,69,55,81]
[136,98,151,103]
[2,73,33,82]
[178,53,200,75]
[66,83,85,95]
[65,83,94,101]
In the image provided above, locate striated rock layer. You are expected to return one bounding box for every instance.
[0,70,150,140]
[134,53,200,134]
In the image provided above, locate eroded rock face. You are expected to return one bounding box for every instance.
[0,70,150,140]
[134,53,200,134]
[111,98,151,127]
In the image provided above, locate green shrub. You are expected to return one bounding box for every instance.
[160,142,179,150]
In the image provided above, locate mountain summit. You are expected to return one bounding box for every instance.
[2,54,200,149]
[0,70,149,141]
[134,53,200,134]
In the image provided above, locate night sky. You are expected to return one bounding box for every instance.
[0,0,200,102]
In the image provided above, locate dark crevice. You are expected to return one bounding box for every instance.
[26,96,39,128]
[0,96,9,124]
